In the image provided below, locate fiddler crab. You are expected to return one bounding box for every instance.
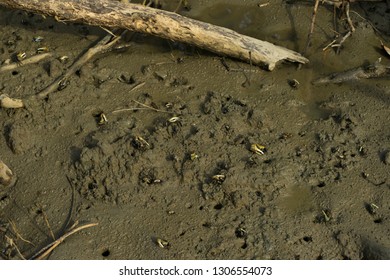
[36,47,49,54]
[156,238,169,249]
[212,174,226,185]
[32,36,44,43]
[97,113,108,125]
[250,144,266,155]
[132,136,150,151]
[168,116,182,126]
[14,52,26,65]
[166,116,182,135]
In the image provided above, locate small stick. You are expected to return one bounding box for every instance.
[174,0,184,13]
[220,58,230,71]
[132,99,171,113]
[36,31,122,99]
[112,101,171,114]
[173,0,182,13]
[129,81,146,92]
[323,38,338,52]
[29,222,98,260]
[5,235,26,260]
[345,2,355,32]
[44,214,55,241]
[335,30,351,54]
[112,107,154,114]
[37,204,55,241]
[304,0,320,55]
[232,60,251,85]
[64,176,76,230]
[0,53,52,73]
[9,220,34,246]
[350,11,380,34]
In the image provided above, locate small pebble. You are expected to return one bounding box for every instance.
[0,160,15,188]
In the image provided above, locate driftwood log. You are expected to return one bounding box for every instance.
[0,0,309,70]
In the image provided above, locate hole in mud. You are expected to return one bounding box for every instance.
[259,207,266,215]
[11,71,19,75]
[199,206,204,210]
[303,236,313,243]
[70,146,82,162]
[373,218,382,224]
[317,182,326,188]
[241,243,248,249]
[102,249,110,257]
[235,228,247,238]
[88,182,98,190]
[255,191,263,197]
[221,107,229,114]
[202,222,211,228]
[214,203,223,210]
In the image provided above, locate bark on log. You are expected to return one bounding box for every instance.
[0,0,309,70]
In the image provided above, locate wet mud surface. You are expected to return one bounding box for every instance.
[0,0,389,259]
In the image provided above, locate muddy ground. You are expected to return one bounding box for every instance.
[0,0,389,260]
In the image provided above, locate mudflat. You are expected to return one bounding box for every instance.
[0,0,389,259]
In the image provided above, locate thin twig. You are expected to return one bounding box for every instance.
[304,0,320,55]
[29,222,98,260]
[100,26,117,37]
[112,107,153,114]
[345,2,355,32]
[37,204,55,241]
[350,11,380,34]
[5,235,26,260]
[64,175,76,230]
[0,53,52,73]
[129,81,146,92]
[323,38,338,52]
[43,213,55,241]
[336,31,352,54]
[36,31,123,99]
[112,98,173,114]
[132,99,171,113]
[174,0,183,13]
[9,220,34,246]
